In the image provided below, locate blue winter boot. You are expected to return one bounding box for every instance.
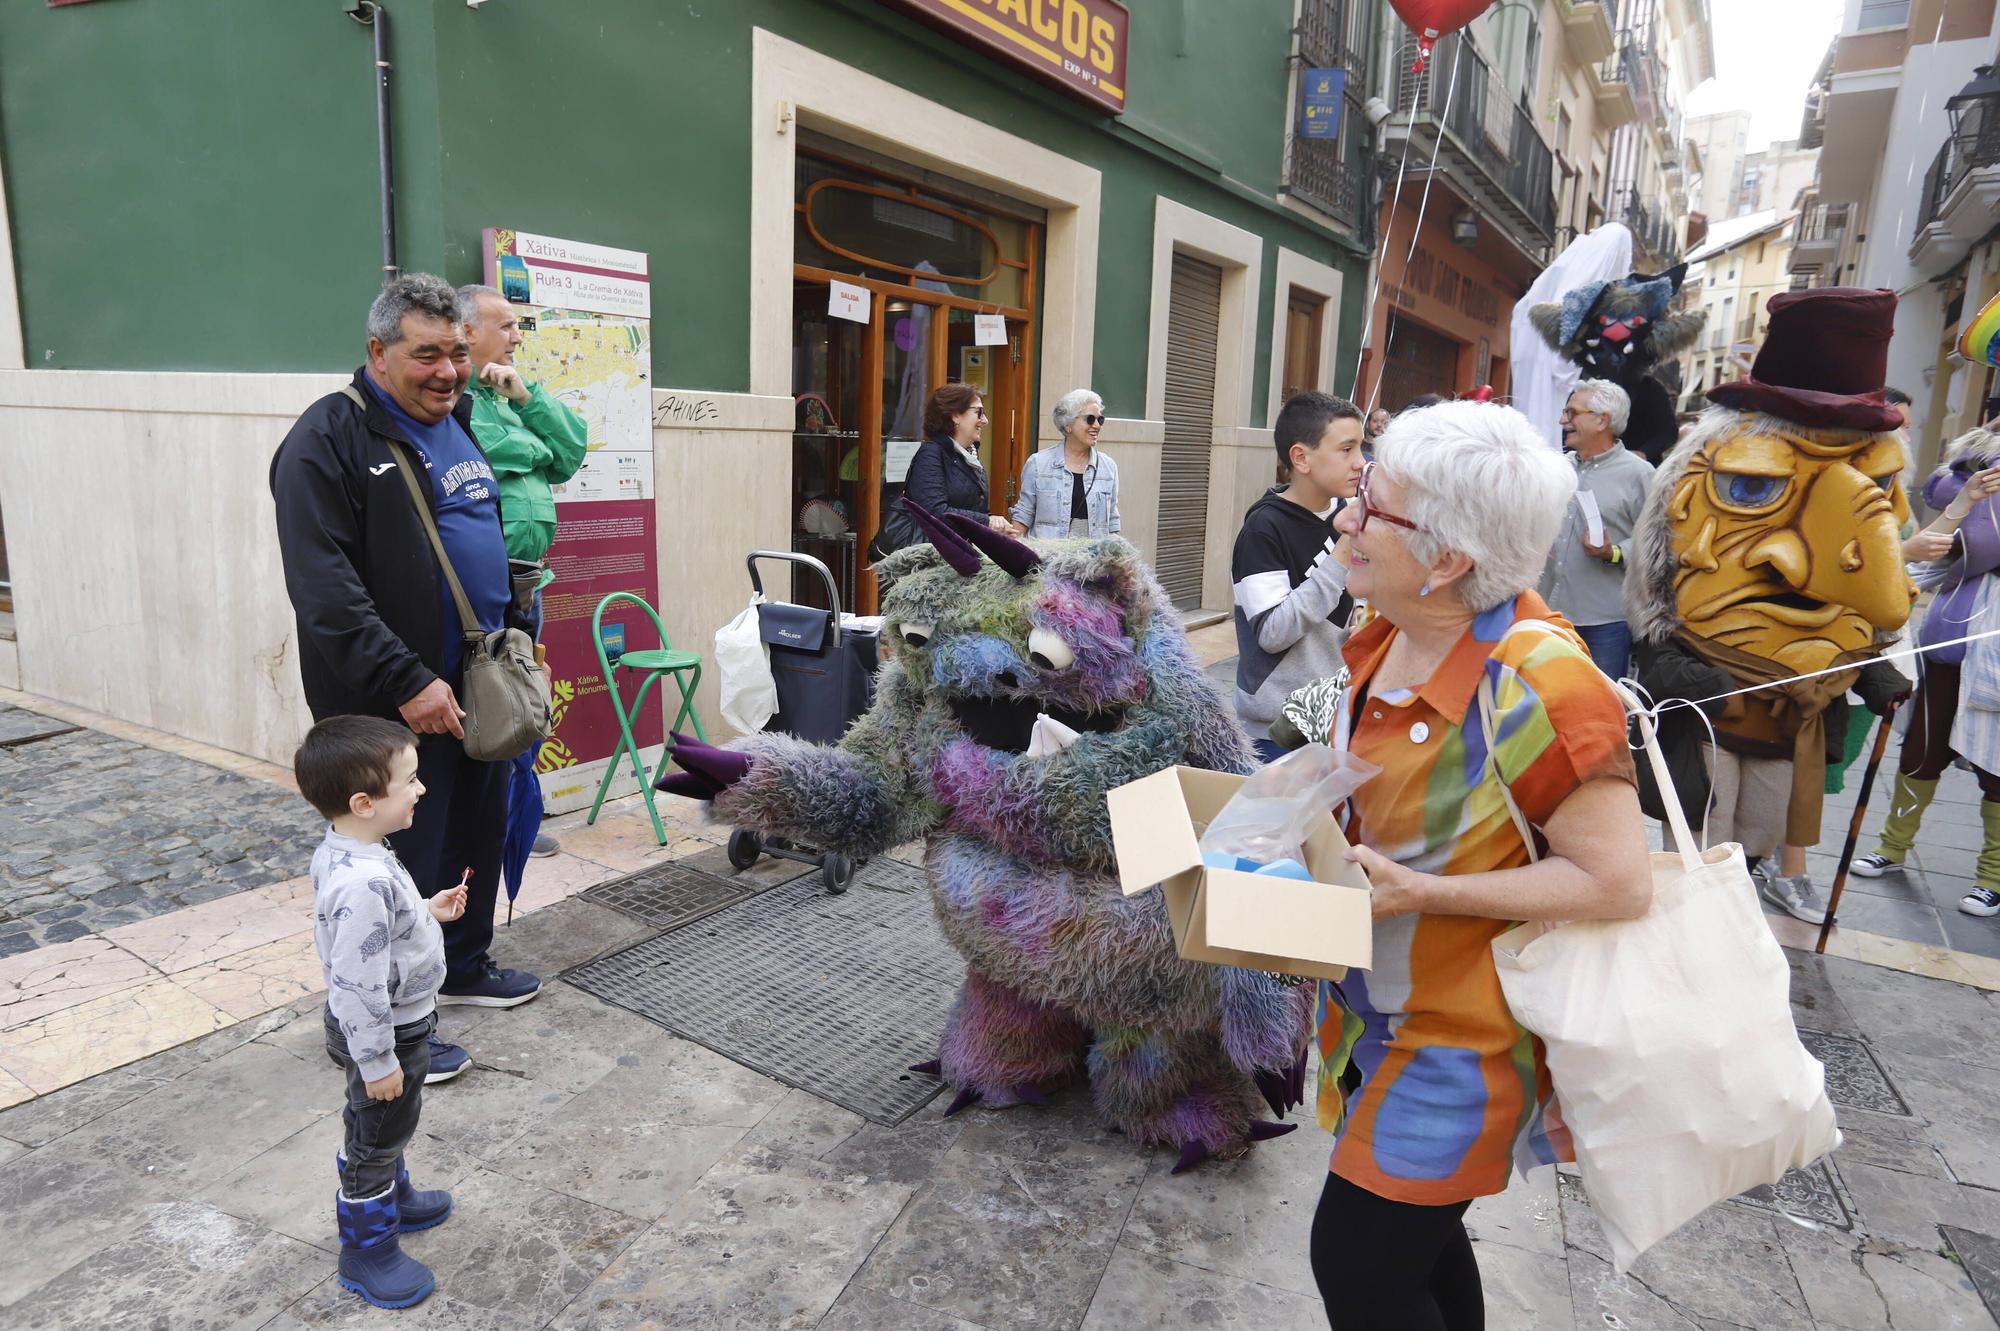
[335,1153,454,1231]
[335,1186,436,1309]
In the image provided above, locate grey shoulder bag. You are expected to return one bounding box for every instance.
[340,385,551,761]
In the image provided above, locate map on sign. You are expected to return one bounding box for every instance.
[510,309,653,456]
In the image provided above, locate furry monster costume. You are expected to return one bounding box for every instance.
[663,509,1311,1170]
[1530,266,1706,464]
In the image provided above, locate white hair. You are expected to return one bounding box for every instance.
[455,283,508,328]
[1569,379,1632,438]
[1374,401,1578,612]
[1052,388,1104,436]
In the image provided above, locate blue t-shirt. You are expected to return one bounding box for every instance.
[366,374,511,677]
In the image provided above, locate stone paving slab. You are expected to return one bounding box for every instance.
[0,895,1999,1328]
[0,726,322,956]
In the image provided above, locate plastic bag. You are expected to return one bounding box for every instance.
[1199,743,1380,874]
[715,595,778,733]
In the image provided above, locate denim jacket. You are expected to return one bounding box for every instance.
[1010,445,1121,538]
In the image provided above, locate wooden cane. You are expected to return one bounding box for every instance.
[1817,697,1903,953]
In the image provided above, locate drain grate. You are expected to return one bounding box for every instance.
[1734,1157,1857,1231]
[582,844,812,932]
[585,863,756,931]
[563,870,964,1124]
[1799,1029,1912,1117]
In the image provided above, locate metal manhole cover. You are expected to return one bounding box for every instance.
[563,872,965,1124]
[1799,1029,1911,1117]
[584,862,758,931]
[1732,1157,1856,1231]
[856,857,927,893]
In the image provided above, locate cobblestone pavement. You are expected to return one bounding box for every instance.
[0,712,322,957]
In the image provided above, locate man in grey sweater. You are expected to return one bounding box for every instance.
[296,716,468,1310]
[1538,381,1653,679]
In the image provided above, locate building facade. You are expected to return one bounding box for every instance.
[1793,0,2000,479]
[1687,108,1754,222]
[0,0,1380,767]
[1677,210,1797,413]
[1599,0,1714,272]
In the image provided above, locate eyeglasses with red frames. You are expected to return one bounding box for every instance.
[1354,461,1420,532]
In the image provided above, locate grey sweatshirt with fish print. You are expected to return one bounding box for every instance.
[311,829,446,1081]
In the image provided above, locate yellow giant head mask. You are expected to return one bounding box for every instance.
[1665,412,1915,674]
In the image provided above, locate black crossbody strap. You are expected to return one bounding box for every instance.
[339,384,481,638]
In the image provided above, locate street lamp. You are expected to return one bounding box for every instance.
[1945,65,2000,169]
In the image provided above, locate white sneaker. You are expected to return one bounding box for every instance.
[1961,887,2000,918]
[1849,852,1901,879]
[1758,873,1828,925]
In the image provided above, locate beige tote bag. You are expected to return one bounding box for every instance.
[1481,626,1839,1273]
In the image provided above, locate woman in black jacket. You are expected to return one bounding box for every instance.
[899,384,1010,535]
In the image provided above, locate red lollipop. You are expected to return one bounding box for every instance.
[1390,0,1495,73]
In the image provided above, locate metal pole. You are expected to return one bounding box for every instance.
[349,2,397,280]
[1817,697,1902,954]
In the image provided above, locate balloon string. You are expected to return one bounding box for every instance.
[1366,38,1464,419]
[1350,68,1423,399]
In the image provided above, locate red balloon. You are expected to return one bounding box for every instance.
[1389,0,1494,72]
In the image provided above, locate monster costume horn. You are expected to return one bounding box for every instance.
[900,498,984,577]
[946,513,1043,578]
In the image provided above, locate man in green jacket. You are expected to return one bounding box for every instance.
[458,283,589,855]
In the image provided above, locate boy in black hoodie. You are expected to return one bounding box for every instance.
[1231,392,1367,760]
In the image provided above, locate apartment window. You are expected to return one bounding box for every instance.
[1557,105,1573,159]
[1857,0,1910,28]
[1283,286,1327,400]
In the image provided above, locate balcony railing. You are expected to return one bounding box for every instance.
[1916,108,2000,238]
[1282,0,1375,238]
[1737,314,1760,345]
[1607,186,1676,262]
[1389,35,1557,242]
[1603,36,1665,125]
[1798,201,1851,246]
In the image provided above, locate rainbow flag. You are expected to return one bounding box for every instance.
[1960,288,2000,369]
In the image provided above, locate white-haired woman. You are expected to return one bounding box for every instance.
[1007,389,1121,538]
[1302,402,1651,1330]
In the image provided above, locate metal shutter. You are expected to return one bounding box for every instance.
[1158,254,1222,610]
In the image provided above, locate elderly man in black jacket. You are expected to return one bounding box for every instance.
[271,274,542,1085]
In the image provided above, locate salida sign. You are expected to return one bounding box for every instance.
[880,0,1130,115]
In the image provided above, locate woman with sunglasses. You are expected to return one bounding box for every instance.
[1304,401,1651,1330]
[898,384,1011,543]
[1006,389,1121,539]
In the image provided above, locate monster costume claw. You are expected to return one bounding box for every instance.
[909,1058,943,1076]
[944,1086,983,1117]
[656,733,750,801]
[1172,1141,1213,1175]
[1247,1119,1297,1142]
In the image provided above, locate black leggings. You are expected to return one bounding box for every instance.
[1898,661,2000,798]
[1310,1171,1484,1330]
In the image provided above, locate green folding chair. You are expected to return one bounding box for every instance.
[586,592,706,845]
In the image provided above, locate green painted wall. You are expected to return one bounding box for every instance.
[0,0,448,372]
[1,0,1372,417]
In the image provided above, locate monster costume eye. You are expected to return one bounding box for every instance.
[1027,627,1076,672]
[899,623,933,649]
[1713,472,1788,508]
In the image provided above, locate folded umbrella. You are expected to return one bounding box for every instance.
[501,746,544,926]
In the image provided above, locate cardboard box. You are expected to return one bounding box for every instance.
[1106,766,1372,981]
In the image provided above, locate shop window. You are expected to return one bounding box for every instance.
[1283,287,1326,401]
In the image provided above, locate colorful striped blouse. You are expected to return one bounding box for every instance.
[1313,591,1636,1204]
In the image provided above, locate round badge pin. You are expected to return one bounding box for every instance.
[1409,721,1430,744]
